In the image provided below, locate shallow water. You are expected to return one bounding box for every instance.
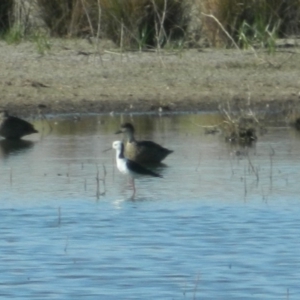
[1,113,300,299]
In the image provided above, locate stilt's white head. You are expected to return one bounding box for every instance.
[112,141,123,151]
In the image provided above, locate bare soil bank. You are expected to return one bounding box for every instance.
[0,39,300,118]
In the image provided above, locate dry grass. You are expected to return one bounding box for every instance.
[200,0,300,48]
[2,0,300,50]
[200,99,264,145]
[37,0,96,37]
[218,100,264,145]
[0,0,13,34]
[35,0,186,49]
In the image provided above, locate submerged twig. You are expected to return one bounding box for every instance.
[95,164,107,199]
[58,207,61,226]
[246,152,259,184]
[219,100,260,145]
[96,166,100,200]
[38,106,53,138]
[10,167,12,186]
[193,273,201,300]
[244,163,247,199]
[64,237,69,253]
[269,146,275,190]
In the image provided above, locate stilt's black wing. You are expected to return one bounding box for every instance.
[126,160,162,178]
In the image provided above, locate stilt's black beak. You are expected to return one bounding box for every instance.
[102,147,112,153]
[115,130,122,134]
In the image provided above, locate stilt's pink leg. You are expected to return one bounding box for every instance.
[131,178,136,199]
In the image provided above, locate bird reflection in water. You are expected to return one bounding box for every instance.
[0,139,35,158]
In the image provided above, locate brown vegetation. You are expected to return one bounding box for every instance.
[200,0,300,47]
[2,0,300,49]
[1,1,300,123]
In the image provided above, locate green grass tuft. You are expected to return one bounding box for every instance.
[202,0,300,49]
[4,25,24,44]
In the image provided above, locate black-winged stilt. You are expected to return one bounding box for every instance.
[112,140,162,198]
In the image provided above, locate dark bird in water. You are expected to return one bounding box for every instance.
[0,110,38,140]
[115,122,173,164]
[294,118,300,131]
[112,140,162,198]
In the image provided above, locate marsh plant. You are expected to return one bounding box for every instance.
[2,0,300,52]
[237,18,280,53]
[285,105,300,131]
[36,0,186,50]
[218,101,264,146]
[32,31,51,55]
[4,25,23,44]
[202,0,300,49]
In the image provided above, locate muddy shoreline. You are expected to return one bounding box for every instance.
[1,39,300,118]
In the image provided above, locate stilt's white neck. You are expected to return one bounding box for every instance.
[115,147,122,160]
[115,142,125,160]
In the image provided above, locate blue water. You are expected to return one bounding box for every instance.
[0,114,299,299]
